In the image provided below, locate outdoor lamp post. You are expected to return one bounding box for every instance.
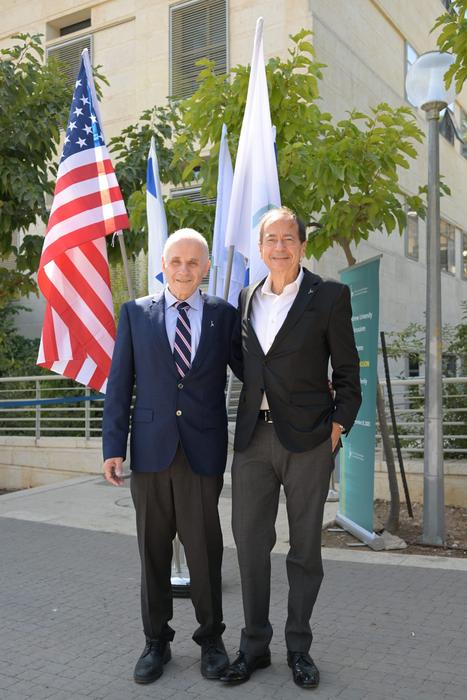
[406,51,456,545]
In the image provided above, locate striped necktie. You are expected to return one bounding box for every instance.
[173,301,192,377]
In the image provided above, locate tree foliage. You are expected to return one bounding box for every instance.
[171,29,427,265]
[0,34,109,307]
[433,0,467,94]
[0,34,70,306]
[109,30,428,267]
[382,307,467,459]
[383,302,467,372]
[0,29,432,306]
[0,304,41,376]
[108,104,216,255]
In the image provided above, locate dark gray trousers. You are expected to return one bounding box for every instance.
[232,422,333,657]
[130,446,225,645]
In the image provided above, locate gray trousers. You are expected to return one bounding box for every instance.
[130,446,225,645]
[232,422,333,657]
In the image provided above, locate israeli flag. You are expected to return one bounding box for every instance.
[208,125,246,305]
[147,136,168,295]
[224,17,281,285]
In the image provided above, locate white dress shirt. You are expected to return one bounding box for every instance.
[164,287,204,362]
[250,267,304,409]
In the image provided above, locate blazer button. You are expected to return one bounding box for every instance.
[178,383,184,389]
[176,409,182,416]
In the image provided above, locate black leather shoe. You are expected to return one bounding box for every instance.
[287,651,320,689]
[133,639,171,684]
[220,650,271,684]
[200,637,229,679]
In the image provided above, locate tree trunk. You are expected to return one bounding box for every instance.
[376,381,400,532]
[339,237,357,266]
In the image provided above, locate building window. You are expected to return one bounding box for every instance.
[60,19,91,36]
[405,41,418,104]
[440,219,456,274]
[170,185,215,207]
[462,232,467,280]
[47,35,92,89]
[170,0,228,99]
[461,109,467,158]
[405,210,419,261]
[408,354,420,377]
[442,354,457,377]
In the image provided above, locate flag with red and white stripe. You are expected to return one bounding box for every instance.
[37,49,129,393]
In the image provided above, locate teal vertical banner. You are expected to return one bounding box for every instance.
[338,256,381,537]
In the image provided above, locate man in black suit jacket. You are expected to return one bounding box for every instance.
[102,230,237,685]
[221,207,361,689]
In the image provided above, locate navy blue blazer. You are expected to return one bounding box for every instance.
[102,291,237,476]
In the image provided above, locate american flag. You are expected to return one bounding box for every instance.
[37,50,129,393]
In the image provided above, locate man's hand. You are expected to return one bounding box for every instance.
[331,422,344,453]
[103,457,125,486]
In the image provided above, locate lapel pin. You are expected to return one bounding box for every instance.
[211,320,215,327]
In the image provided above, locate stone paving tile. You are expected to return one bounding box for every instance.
[0,674,19,691]
[1,516,467,700]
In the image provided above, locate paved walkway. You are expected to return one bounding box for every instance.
[1,476,466,700]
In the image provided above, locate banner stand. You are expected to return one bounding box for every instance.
[337,255,383,548]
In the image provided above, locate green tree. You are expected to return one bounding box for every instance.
[108,104,216,256]
[171,29,427,266]
[0,34,71,307]
[0,34,108,308]
[0,304,40,376]
[383,309,467,460]
[383,307,466,370]
[114,30,427,268]
[433,0,467,93]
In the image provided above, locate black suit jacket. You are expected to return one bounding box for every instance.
[232,268,361,453]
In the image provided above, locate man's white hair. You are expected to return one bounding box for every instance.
[163,228,209,260]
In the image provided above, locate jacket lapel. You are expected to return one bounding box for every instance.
[190,294,218,373]
[266,270,323,356]
[243,279,266,357]
[148,291,179,378]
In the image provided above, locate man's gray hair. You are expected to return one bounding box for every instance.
[163,228,209,260]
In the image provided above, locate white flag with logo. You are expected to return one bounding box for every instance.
[208,124,246,305]
[147,136,168,295]
[224,17,281,285]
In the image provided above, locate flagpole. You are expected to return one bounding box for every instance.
[223,245,235,301]
[212,266,218,294]
[37,47,131,392]
[115,231,135,300]
[81,50,135,304]
[223,244,236,416]
[223,17,279,284]
[145,137,189,596]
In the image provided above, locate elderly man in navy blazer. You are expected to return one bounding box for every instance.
[102,229,236,685]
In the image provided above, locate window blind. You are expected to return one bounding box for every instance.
[47,35,93,89]
[170,0,227,99]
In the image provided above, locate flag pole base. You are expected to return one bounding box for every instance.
[335,512,385,550]
[171,576,191,598]
[171,535,191,597]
